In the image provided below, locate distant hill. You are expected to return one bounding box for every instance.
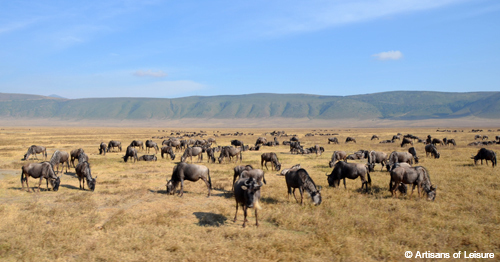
[0,91,499,121]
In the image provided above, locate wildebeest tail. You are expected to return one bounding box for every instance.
[208,170,212,189]
[367,170,372,186]
[21,166,26,183]
[493,152,497,167]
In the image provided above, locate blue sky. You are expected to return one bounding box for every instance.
[0,0,499,99]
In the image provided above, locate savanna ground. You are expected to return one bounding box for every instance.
[0,126,499,261]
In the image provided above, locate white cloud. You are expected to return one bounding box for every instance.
[133,70,168,78]
[372,50,403,60]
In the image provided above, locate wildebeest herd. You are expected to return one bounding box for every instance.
[18,130,497,227]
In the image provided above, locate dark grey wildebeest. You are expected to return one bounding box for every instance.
[98,142,107,155]
[390,165,436,201]
[328,137,339,144]
[255,137,268,146]
[241,169,266,186]
[23,145,47,161]
[129,140,144,151]
[138,155,157,161]
[431,138,444,146]
[70,148,85,167]
[233,165,254,190]
[205,148,216,163]
[161,146,176,160]
[233,177,262,228]
[386,151,415,171]
[166,162,212,197]
[400,137,413,147]
[345,137,356,143]
[408,147,419,164]
[75,160,97,191]
[145,140,159,154]
[286,168,321,205]
[218,147,242,163]
[371,135,379,140]
[472,148,497,167]
[329,151,347,168]
[181,146,204,163]
[260,152,281,171]
[367,151,388,171]
[21,162,61,192]
[123,146,138,163]
[107,140,122,152]
[327,161,371,192]
[49,150,70,174]
[425,144,440,159]
[443,138,456,146]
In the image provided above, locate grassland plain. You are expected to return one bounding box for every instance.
[0,127,499,261]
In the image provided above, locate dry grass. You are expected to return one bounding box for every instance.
[0,126,499,261]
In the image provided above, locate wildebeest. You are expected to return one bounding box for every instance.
[23,145,47,161]
[379,140,394,144]
[160,146,176,160]
[261,152,281,171]
[280,164,301,176]
[205,147,216,163]
[181,146,204,163]
[327,161,371,192]
[166,162,212,197]
[474,134,482,140]
[431,138,444,146]
[328,137,339,144]
[345,137,356,143]
[408,147,419,163]
[425,144,440,159]
[390,165,436,200]
[233,165,254,189]
[107,140,122,152]
[371,135,379,140]
[230,139,244,148]
[346,152,363,160]
[400,137,413,147]
[241,169,266,187]
[392,135,401,141]
[286,168,321,205]
[289,141,302,154]
[367,151,388,171]
[98,142,107,155]
[130,140,144,150]
[138,155,157,161]
[75,160,97,191]
[471,148,497,167]
[70,148,85,167]
[386,151,415,171]
[233,177,262,227]
[255,137,267,146]
[145,140,159,154]
[123,146,138,163]
[21,162,61,192]
[218,146,242,163]
[163,138,181,151]
[443,138,456,146]
[207,137,217,145]
[329,151,347,168]
[49,150,70,174]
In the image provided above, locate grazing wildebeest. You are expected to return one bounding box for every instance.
[241,169,266,186]
[218,146,242,163]
[255,137,267,146]
[138,155,157,161]
[474,134,482,140]
[386,151,415,171]
[328,137,339,144]
[166,162,212,197]
[107,140,122,152]
[289,141,302,154]
[286,168,321,205]
[425,144,440,159]
[70,148,85,167]
[327,161,371,192]
[390,165,437,201]
[145,140,159,154]
[23,145,47,161]
[130,140,144,150]
[431,138,444,146]
[408,147,419,164]
[392,135,401,141]
[181,146,204,163]
[379,139,394,144]
[482,135,489,140]
[49,150,70,174]
[329,151,347,168]
[233,177,262,227]
[371,135,379,140]
[98,142,107,155]
[123,146,138,163]
[21,162,61,192]
[207,137,217,145]
[260,152,281,171]
[233,165,254,190]
[443,138,456,146]
[160,146,176,160]
[290,136,299,142]
[280,164,301,176]
[346,152,363,160]
[472,148,497,167]
[345,137,356,143]
[400,137,413,147]
[75,160,97,191]
[249,145,261,151]
[367,151,388,171]
[205,147,216,163]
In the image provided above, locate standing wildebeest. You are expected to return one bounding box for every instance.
[163,138,182,151]
[129,140,144,151]
[161,146,176,160]
[205,147,216,163]
[255,137,267,146]
[75,159,97,191]
[431,138,444,146]
[260,152,281,171]
[286,168,321,205]
[280,164,301,176]
[98,142,107,155]
[233,165,254,189]
[218,147,242,163]
[166,162,212,197]
[49,150,70,174]
[426,135,432,144]
[443,138,456,146]
[345,137,356,143]
[425,144,441,159]
[328,137,339,144]
[181,146,204,163]
[327,161,371,192]
[390,165,436,200]
[241,169,267,186]
[472,148,497,167]
[23,145,47,160]
[400,137,413,147]
[138,155,157,161]
[408,147,419,163]
[371,135,379,140]
[207,137,217,145]
[145,140,159,154]
[482,135,489,140]
[70,148,85,167]
[367,151,388,171]
[386,151,415,171]
[123,146,138,163]
[107,140,122,152]
[329,151,347,168]
[21,162,61,192]
[233,177,262,227]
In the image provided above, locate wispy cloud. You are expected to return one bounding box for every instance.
[133,70,168,78]
[372,50,403,60]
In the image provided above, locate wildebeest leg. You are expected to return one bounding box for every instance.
[179,179,184,197]
[255,209,259,227]
[292,188,299,203]
[410,184,416,199]
[233,202,239,222]
[242,206,248,228]
[299,187,304,205]
[343,178,346,189]
[37,177,43,192]
[202,177,211,197]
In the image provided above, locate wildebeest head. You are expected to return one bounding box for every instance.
[311,186,322,206]
[367,163,375,172]
[51,176,61,191]
[274,162,281,171]
[240,178,262,209]
[87,176,97,192]
[427,185,437,201]
[166,180,177,195]
[435,152,440,159]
